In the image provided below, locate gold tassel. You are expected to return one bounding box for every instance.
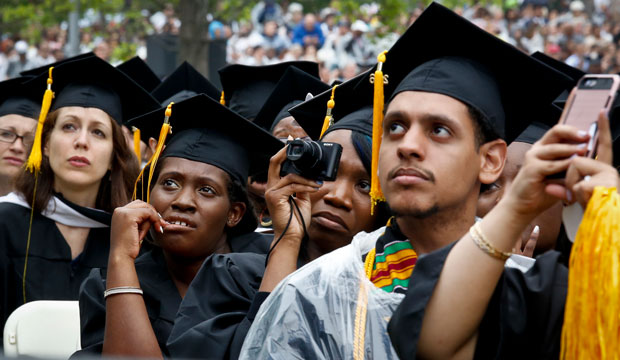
[132,102,173,203]
[319,85,338,139]
[561,186,620,359]
[369,51,388,215]
[220,90,225,106]
[132,126,141,161]
[25,67,55,174]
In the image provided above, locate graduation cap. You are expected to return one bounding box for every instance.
[126,94,284,202]
[19,52,96,78]
[117,56,162,93]
[27,55,160,124]
[531,51,585,109]
[289,69,374,140]
[513,121,551,145]
[151,61,220,105]
[531,51,585,84]
[219,61,320,120]
[357,2,574,211]
[253,66,330,134]
[0,77,41,119]
[23,55,161,173]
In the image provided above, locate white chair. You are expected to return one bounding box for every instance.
[3,300,81,358]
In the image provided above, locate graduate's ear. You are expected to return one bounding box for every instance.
[148,137,158,153]
[478,138,506,186]
[226,202,246,228]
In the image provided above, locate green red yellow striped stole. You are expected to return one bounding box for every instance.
[370,238,417,293]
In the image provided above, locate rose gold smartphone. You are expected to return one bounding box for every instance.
[559,74,620,158]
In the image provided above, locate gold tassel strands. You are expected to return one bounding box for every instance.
[561,186,620,360]
[319,85,338,139]
[369,51,388,215]
[133,102,174,203]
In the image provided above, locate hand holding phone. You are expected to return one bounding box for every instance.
[559,74,620,158]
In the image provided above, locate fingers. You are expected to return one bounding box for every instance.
[595,111,613,165]
[267,147,289,187]
[566,156,610,188]
[521,226,539,258]
[537,124,589,146]
[527,157,574,177]
[265,173,322,204]
[530,143,587,161]
[113,204,164,236]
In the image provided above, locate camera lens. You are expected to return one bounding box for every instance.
[286,139,322,170]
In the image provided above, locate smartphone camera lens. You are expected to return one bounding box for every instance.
[584,79,597,88]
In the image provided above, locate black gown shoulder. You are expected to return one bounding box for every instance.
[167,252,268,360]
[387,243,568,360]
[228,231,272,255]
[0,203,110,342]
[76,248,182,357]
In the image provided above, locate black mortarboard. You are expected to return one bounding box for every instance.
[126,94,284,183]
[366,2,573,144]
[289,69,374,140]
[117,56,162,93]
[253,66,330,133]
[26,56,161,124]
[19,52,96,78]
[531,51,585,110]
[219,61,320,120]
[531,51,585,84]
[514,121,551,145]
[151,61,221,105]
[0,77,41,119]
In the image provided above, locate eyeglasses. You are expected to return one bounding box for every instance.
[0,129,35,147]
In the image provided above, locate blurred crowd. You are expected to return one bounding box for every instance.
[1,0,620,83]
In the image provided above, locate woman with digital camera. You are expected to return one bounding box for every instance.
[166,93,391,359]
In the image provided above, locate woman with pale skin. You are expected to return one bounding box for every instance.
[0,56,159,339]
[0,77,40,195]
[389,113,619,359]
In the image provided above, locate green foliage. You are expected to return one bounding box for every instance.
[0,0,161,43]
[110,41,137,62]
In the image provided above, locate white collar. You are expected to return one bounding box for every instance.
[0,192,109,228]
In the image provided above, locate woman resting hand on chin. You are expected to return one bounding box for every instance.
[76,94,283,357]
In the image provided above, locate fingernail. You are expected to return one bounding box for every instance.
[159,226,164,234]
[578,130,588,137]
[316,180,323,185]
[577,143,587,149]
[569,154,577,159]
[566,190,573,202]
[533,225,540,235]
[158,212,162,218]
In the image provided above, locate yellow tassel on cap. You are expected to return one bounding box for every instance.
[220,91,225,106]
[561,186,620,359]
[369,51,388,215]
[132,126,141,162]
[319,85,338,139]
[25,67,55,174]
[133,102,173,203]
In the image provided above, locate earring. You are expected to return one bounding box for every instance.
[227,218,233,225]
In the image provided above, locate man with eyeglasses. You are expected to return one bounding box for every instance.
[0,77,40,196]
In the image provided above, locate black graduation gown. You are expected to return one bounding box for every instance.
[387,243,568,360]
[167,252,269,360]
[76,232,272,357]
[0,202,110,343]
[77,248,181,356]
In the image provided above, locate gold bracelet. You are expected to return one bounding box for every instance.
[469,222,512,261]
